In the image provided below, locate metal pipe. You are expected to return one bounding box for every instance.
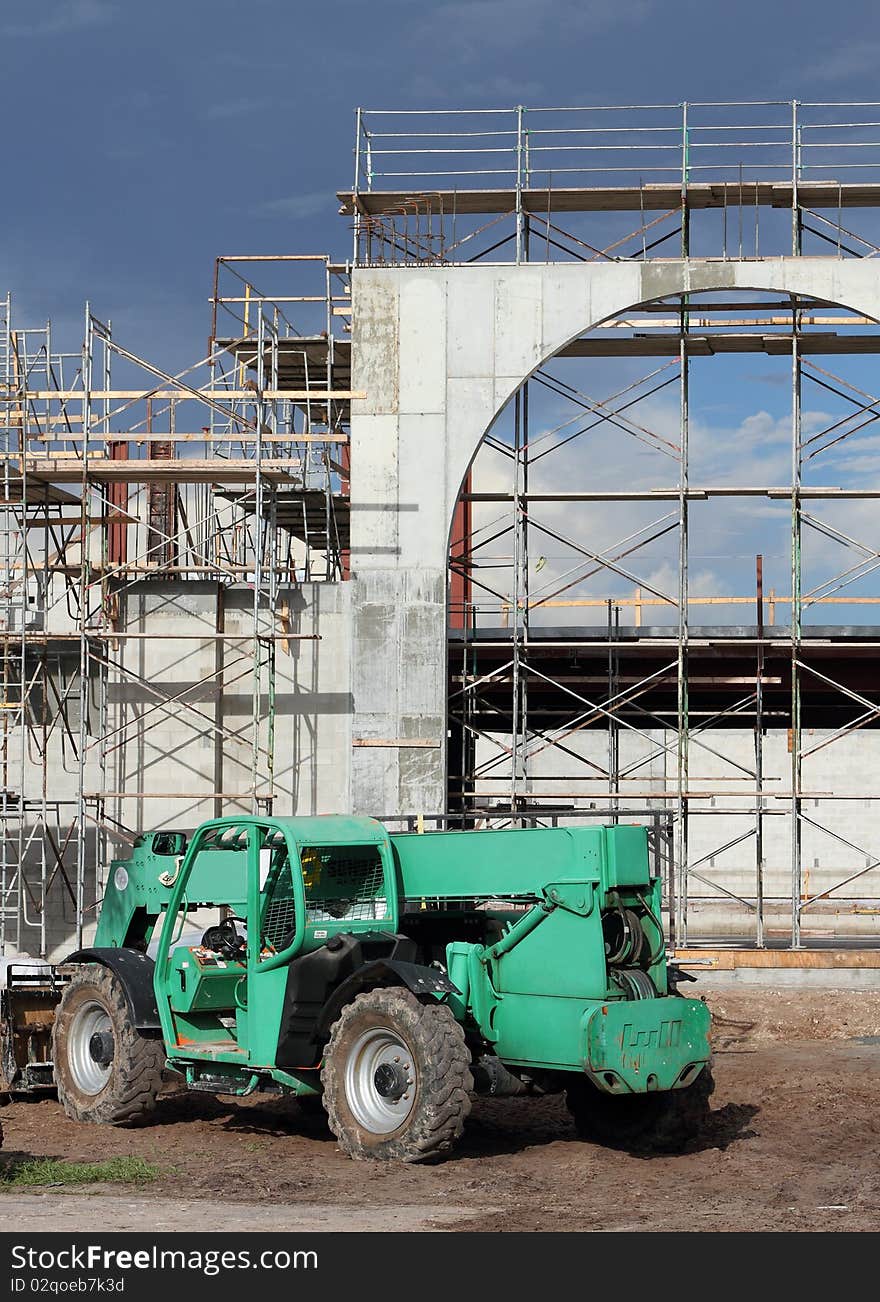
[755,554,765,947]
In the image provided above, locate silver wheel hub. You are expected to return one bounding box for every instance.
[67,1000,114,1095]
[345,1027,417,1134]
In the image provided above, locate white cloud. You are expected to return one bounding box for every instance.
[802,40,880,83]
[1,0,115,38]
[253,191,331,220]
[468,378,873,627]
[398,0,656,98]
[202,98,273,123]
[406,71,546,106]
[411,0,656,58]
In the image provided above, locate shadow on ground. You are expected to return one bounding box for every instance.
[145,1083,759,1162]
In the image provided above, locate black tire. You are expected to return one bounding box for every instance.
[321,987,472,1162]
[52,965,164,1126]
[567,1062,715,1152]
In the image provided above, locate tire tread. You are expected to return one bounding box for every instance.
[52,964,164,1127]
[321,986,472,1162]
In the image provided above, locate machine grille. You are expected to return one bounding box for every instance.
[262,895,298,950]
[302,846,387,921]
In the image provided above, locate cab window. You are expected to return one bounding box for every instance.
[153,831,187,857]
[300,844,387,922]
[259,841,298,952]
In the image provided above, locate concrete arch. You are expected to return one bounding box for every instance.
[445,274,878,551]
[347,259,880,816]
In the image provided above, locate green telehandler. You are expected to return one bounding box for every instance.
[49,815,713,1161]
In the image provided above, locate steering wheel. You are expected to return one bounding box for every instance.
[201,916,247,962]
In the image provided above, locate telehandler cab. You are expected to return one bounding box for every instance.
[51,815,713,1161]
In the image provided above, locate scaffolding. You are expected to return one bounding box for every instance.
[8,101,880,954]
[340,101,880,947]
[0,257,352,955]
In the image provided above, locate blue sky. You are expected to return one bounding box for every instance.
[3,0,880,365]
[5,0,880,626]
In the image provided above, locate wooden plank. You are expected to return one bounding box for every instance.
[352,738,441,749]
[465,487,880,501]
[674,947,880,970]
[338,181,880,217]
[30,429,348,443]
[463,789,832,799]
[8,459,297,483]
[84,791,274,800]
[558,333,880,358]
[0,632,316,644]
[0,389,365,401]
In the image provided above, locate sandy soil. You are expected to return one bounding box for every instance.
[1,988,880,1233]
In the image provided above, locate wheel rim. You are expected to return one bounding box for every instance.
[66,1000,114,1095]
[344,1026,417,1134]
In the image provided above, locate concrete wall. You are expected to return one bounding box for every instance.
[349,257,880,815]
[477,725,880,940]
[13,579,353,959]
[109,581,353,831]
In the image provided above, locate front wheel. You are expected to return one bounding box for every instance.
[321,987,472,1162]
[52,965,164,1126]
[567,1063,715,1152]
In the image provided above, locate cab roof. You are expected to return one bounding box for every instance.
[201,814,388,846]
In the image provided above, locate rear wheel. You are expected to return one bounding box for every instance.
[567,1063,714,1151]
[321,987,472,1162]
[52,965,164,1126]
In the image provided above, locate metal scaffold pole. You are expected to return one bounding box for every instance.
[75,306,92,951]
[791,300,803,947]
[510,388,524,819]
[675,321,690,946]
[755,553,765,948]
[0,292,18,952]
[675,121,690,947]
[790,123,804,950]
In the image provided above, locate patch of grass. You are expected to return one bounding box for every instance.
[0,1155,160,1187]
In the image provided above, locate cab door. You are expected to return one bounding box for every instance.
[246,831,397,1068]
[245,824,307,1067]
[157,821,251,1065]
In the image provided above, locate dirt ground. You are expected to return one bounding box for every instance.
[2,987,880,1233]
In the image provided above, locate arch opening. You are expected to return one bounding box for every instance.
[445,285,880,947]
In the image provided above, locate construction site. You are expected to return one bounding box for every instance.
[5,101,880,967]
[3,100,880,1232]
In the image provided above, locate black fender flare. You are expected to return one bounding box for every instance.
[316,959,460,1039]
[63,948,162,1034]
